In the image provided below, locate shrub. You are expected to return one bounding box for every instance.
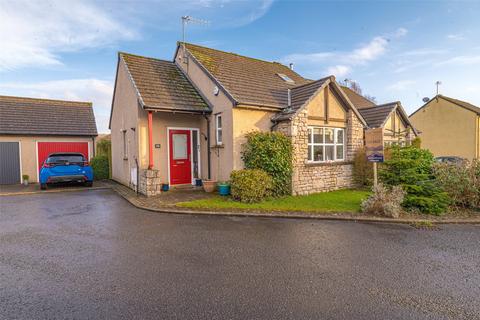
[361,183,405,218]
[91,155,109,180]
[22,174,29,181]
[353,147,373,186]
[242,131,292,197]
[434,160,480,209]
[380,146,449,215]
[230,169,273,203]
[96,139,112,178]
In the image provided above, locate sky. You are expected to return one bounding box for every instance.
[1,0,479,133]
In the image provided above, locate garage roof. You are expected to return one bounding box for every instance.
[0,95,98,136]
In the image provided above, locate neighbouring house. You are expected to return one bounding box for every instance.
[409,95,480,160]
[110,43,409,196]
[0,96,97,185]
[341,86,418,146]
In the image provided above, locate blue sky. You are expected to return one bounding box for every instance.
[1,0,479,133]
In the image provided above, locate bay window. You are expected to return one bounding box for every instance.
[307,127,345,162]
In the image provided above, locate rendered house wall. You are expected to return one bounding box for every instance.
[410,98,478,159]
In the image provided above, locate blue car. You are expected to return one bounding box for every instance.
[40,153,93,190]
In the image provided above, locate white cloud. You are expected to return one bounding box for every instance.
[0,79,113,133]
[447,33,466,41]
[326,65,351,77]
[347,36,389,64]
[436,55,480,66]
[282,29,405,78]
[0,0,136,71]
[394,27,408,37]
[387,80,416,91]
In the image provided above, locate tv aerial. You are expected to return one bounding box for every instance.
[181,16,210,60]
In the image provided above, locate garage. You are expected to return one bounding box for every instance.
[0,95,97,184]
[0,142,21,184]
[37,142,90,172]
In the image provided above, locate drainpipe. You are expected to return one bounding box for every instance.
[148,111,153,170]
[204,114,211,180]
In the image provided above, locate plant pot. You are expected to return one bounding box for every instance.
[195,178,203,187]
[161,184,170,192]
[203,180,217,193]
[23,180,29,186]
[217,183,230,196]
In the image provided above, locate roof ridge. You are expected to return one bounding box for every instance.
[119,51,174,64]
[292,75,332,90]
[181,42,298,71]
[438,94,478,107]
[0,95,92,106]
[375,101,400,107]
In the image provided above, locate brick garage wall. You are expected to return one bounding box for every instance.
[274,109,364,195]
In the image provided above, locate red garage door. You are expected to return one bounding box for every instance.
[37,142,89,172]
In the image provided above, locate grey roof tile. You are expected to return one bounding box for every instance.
[120,52,209,113]
[0,96,97,136]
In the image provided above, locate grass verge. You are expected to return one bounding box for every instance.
[177,189,370,213]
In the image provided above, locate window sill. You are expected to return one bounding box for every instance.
[123,157,128,161]
[211,144,224,149]
[305,160,352,167]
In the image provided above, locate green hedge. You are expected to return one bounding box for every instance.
[241,131,292,197]
[91,155,109,180]
[230,169,273,203]
[380,145,449,215]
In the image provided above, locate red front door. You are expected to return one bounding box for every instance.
[169,130,191,185]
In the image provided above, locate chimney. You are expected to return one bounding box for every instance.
[289,63,294,70]
[287,89,292,108]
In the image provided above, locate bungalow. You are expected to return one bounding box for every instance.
[341,86,418,146]
[409,95,480,160]
[109,43,402,196]
[0,95,97,185]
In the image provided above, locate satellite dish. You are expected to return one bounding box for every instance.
[422,97,430,103]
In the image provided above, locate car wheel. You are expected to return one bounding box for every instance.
[40,183,47,190]
[85,181,93,187]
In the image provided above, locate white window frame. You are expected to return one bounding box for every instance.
[307,127,345,163]
[215,115,223,145]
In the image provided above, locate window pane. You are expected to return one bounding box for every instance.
[217,129,222,143]
[308,128,312,143]
[308,145,312,161]
[172,134,188,160]
[217,116,222,128]
[313,145,323,161]
[313,128,323,143]
[325,145,334,161]
[324,128,334,143]
[336,129,344,144]
[336,145,344,160]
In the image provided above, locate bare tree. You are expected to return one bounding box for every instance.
[364,94,377,103]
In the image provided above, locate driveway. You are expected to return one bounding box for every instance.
[1,189,479,319]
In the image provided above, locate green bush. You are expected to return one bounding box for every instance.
[353,147,373,186]
[380,146,449,215]
[96,139,112,178]
[230,169,273,203]
[241,131,292,197]
[91,155,109,180]
[434,160,480,209]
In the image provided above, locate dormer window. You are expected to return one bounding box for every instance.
[277,73,295,84]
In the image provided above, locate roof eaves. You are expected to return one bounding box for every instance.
[119,52,146,108]
[330,80,368,127]
[109,55,120,130]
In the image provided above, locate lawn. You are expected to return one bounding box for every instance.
[177,189,371,213]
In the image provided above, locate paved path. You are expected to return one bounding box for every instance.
[1,189,479,319]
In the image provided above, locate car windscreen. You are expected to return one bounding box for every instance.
[46,155,85,164]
